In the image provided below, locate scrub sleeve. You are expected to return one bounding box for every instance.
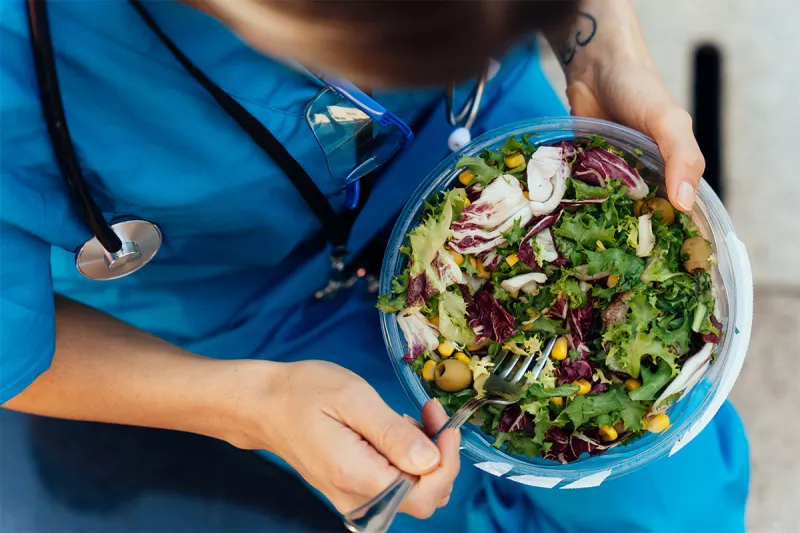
[0,2,749,532]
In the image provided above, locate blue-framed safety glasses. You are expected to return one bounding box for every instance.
[305,77,414,208]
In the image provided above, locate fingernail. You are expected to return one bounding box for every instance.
[410,439,440,470]
[403,414,424,430]
[677,182,695,211]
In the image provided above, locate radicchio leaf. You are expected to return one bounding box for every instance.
[449,175,533,255]
[573,147,649,200]
[397,308,439,361]
[478,249,502,271]
[557,140,578,158]
[527,146,570,215]
[556,357,593,385]
[547,298,569,320]
[406,249,465,307]
[517,210,563,269]
[466,288,518,344]
[496,404,532,433]
[466,182,484,202]
[590,383,609,394]
[567,296,595,357]
[701,315,723,344]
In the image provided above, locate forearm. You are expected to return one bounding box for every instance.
[545,0,654,78]
[3,297,271,447]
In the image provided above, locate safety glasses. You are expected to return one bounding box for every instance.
[305,78,414,208]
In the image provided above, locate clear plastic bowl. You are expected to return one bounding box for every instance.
[380,117,754,488]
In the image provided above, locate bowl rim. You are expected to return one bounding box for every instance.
[379,116,750,481]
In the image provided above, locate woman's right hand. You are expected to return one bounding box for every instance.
[234,360,461,519]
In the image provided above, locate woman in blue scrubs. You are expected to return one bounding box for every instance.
[1,1,748,531]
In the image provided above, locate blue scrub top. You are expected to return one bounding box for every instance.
[0,0,564,402]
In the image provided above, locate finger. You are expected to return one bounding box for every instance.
[420,398,449,438]
[400,426,461,519]
[309,418,403,514]
[647,106,706,212]
[339,387,441,476]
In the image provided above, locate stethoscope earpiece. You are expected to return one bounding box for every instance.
[75,219,162,281]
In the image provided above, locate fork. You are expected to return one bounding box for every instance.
[343,336,557,533]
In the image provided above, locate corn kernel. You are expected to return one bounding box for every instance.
[449,249,464,266]
[551,397,564,407]
[464,198,471,207]
[575,379,591,395]
[506,254,520,267]
[520,321,533,332]
[625,378,641,392]
[599,424,618,442]
[523,191,530,200]
[607,274,619,288]
[422,360,437,381]
[459,170,475,186]
[438,341,455,357]
[646,413,671,433]
[454,352,471,365]
[476,260,491,280]
[596,240,606,251]
[551,337,568,361]
[504,152,525,169]
[429,315,440,326]
[469,256,477,269]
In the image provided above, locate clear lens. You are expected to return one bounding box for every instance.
[306,87,406,187]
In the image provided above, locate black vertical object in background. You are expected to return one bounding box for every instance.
[692,44,724,200]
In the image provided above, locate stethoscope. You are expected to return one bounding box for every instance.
[26,0,486,283]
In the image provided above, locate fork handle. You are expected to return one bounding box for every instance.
[343,397,488,533]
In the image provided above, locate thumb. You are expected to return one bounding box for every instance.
[647,106,706,212]
[343,392,441,476]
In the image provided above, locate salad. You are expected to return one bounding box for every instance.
[377,134,723,463]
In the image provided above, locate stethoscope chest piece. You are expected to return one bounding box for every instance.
[75,220,162,281]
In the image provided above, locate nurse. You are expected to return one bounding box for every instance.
[1,1,747,532]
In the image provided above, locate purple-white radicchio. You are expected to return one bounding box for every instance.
[567,296,595,357]
[449,175,533,255]
[546,297,569,320]
[478,249,502,271]
[499,272,548,296]
[466,288,518,344]
[526,146,570,215]
[397,308,440,362]
[496,404,532,433]
[465,182,484,202]
[573,147,648,200]
[701,315,723,345]
[557,140,578,158]
[517,211,563,269]
[406,248,465,307]
[556,357,593,385]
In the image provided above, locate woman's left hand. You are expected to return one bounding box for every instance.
[552,0,705,212]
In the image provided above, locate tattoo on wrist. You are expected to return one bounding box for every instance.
[557,11,597,66]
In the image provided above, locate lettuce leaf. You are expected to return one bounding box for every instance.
[438,290,476,346]
[554,210,616,249]
[629,359,673,401]
[455,156,503,187]
[408,189,466,275]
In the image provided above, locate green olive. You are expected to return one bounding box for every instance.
[641,197,676,225]
[434,359,473,392]
[681,236,712,273]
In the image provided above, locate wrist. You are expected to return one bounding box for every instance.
[194,358,284,450]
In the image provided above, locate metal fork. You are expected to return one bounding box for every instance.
[343,337,557,533]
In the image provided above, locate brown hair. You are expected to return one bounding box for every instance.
[206,0,579,87]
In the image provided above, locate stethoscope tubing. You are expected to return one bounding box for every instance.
[26,0,123,253]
